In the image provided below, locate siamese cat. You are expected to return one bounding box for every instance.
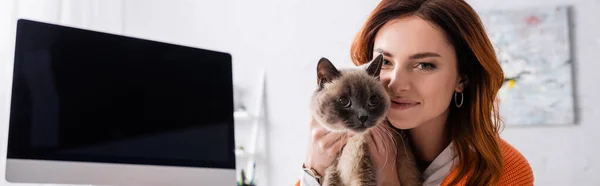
[310,54,422,186]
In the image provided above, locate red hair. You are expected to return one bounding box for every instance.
[350,0,505,185]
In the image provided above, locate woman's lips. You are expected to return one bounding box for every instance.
[390,99,420,110]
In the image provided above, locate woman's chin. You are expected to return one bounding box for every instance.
[387,117,420,130]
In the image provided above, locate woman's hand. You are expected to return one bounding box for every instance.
[365,124,402,186]
[304,117,353,176]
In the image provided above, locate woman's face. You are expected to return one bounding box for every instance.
[373,16,466,129]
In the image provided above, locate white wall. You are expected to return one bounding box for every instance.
[1,0,599,186]
[470,0,600,185]
[0,0,19,185]
[0,1,125,185]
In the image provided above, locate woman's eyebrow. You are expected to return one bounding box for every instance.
[375,48,393,57]
[409,52,441,59]
[375,48,441,59]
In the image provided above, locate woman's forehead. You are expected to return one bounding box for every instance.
[373,16,454,58]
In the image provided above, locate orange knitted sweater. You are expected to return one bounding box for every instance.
[295,139,534,186]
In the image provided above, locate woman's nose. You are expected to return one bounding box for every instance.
[384,69,410,94]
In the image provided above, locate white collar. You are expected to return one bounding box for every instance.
[421,142,458,186]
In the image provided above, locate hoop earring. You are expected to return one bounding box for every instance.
[454,91,464,108]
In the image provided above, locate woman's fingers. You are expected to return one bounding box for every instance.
[311,126,328,142]
[309,117,347,155]
[367,125,385,153]
[310,118,331,142]
[319,132,345,150]
[328,134,347,156]
[305,116,352,175]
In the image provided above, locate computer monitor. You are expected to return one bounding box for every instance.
[5,19,237,186]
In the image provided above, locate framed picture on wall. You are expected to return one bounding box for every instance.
[478,5,576,126]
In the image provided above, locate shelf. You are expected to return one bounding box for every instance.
[235,148,254,159]
[234,69,265,186]
[234,110,255,121]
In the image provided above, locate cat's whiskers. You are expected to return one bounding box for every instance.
[381,121,400,163]
[384,121,412,162]
[372,125,389,173]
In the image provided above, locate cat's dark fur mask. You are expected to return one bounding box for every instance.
[310,54,390,133]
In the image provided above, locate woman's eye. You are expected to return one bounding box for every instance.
[416,62,436,69]
[382,59,393,69]
[383,59,392,65]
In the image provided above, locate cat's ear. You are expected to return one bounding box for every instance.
[366,54,384,79]
[317,57,341,89]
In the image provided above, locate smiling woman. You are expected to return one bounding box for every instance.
[371,16,464,132]
[297,0,534,186]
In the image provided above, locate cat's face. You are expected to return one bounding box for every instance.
[311,55,390,133]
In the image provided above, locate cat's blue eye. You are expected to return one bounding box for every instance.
[416,62,436,70]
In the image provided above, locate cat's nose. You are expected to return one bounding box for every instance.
[358,115,368,124]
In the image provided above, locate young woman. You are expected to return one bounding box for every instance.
[297,0,534,185]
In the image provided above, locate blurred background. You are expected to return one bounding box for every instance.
[1,0,599,186]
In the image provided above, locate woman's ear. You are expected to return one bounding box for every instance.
[455,74,468,92]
